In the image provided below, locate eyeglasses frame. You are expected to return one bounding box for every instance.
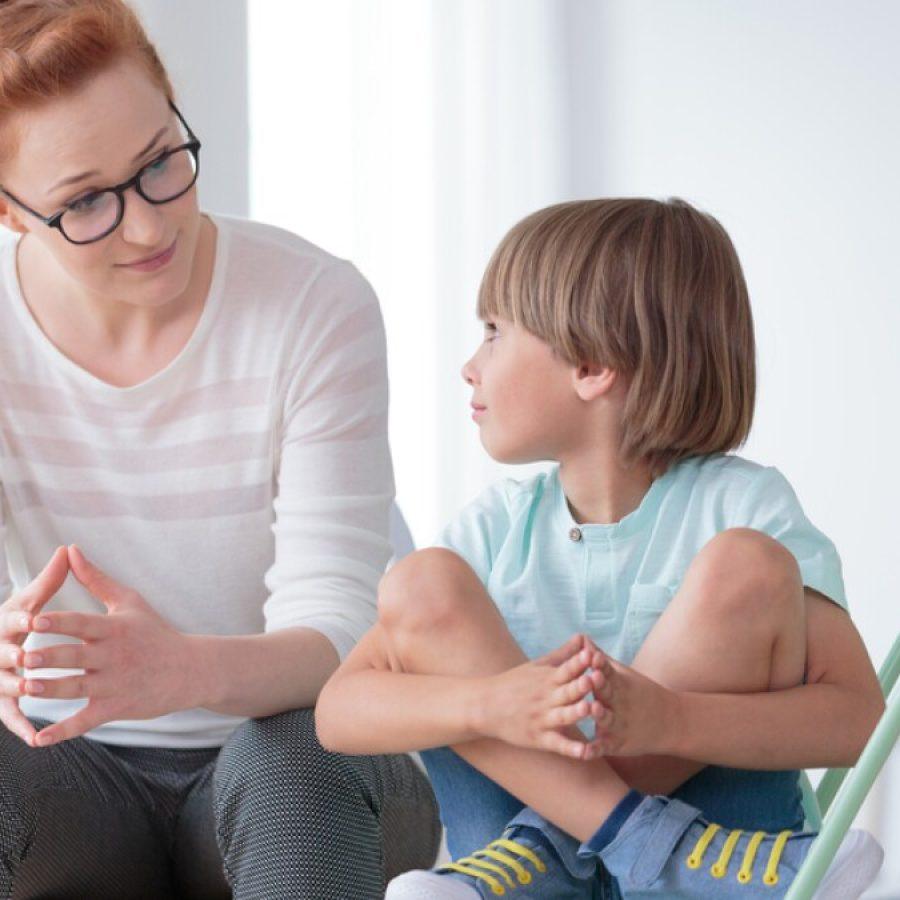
[0,101,201,245]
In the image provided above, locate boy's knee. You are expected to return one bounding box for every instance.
[689,528,803,621]
[377,547,479,634]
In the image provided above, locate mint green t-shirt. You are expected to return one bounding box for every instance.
[437,453,846,671]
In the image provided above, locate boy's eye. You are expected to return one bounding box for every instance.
[483,323,498,342]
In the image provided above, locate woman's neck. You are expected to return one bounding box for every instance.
[16,216,217,387]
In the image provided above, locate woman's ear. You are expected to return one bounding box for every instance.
[572,361,618,401]
[0,198,28,235]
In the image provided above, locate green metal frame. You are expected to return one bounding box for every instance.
[786,634,900,899]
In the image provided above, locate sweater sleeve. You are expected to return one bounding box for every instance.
[0,488,11,606]
[262,260,394,660]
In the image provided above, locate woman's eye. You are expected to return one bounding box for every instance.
[147,154,169,173]
[68,193,103,214]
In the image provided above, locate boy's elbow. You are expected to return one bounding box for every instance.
[846,691,886,766]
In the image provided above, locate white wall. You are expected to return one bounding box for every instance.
[130,0,248,217]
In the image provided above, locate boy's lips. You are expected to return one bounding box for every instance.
[471,402,486,421]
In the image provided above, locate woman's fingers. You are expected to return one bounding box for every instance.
[6,547,69,616]
[31,611,108,642]
[35,703,109,748]
[23,674,91,700]
[0,669,24,698]
[0,641,23,668]
[0,699,37,746]
[0,610,32,641]
[23,643,89,671]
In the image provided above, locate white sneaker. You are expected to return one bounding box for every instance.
[386,870,479,899]
[812,828,884,900]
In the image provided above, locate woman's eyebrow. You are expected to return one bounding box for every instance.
[47,125,169,196]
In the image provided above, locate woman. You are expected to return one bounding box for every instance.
[0,1,440,897]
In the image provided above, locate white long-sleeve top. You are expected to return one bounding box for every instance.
[0,214,394,747]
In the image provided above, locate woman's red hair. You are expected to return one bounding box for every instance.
[0,0,173,164]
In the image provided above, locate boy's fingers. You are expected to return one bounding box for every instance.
[553,648,591,684]
[548,698,592,728]
[552,673,592,705]
[537,634,584,667]
[590,669,612,702]
[543,732,588,760]
[592,700,614,727]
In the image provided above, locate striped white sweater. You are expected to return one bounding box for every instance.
[0,214,394,747]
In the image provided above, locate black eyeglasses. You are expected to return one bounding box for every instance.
[0,101,201,245]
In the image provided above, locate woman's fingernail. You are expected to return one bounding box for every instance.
[27,680,44,694]
[25,654,43,668]
[34,617,50,630]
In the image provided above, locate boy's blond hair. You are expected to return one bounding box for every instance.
[477,198,755,476]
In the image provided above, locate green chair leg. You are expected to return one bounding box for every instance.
[786,680,899,899]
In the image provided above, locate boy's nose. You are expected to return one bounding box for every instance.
[461,356,479,385]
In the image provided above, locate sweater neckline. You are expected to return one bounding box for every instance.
[2,213,229,398]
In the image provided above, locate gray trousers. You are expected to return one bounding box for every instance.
[0,709,441,900]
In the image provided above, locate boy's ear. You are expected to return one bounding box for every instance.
[572,361,618,401]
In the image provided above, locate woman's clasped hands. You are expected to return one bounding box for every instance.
[0,544,200,748]
[475,632,679,762]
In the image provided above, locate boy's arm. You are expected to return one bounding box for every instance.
[315,622,486,755]
[599,589,885,773]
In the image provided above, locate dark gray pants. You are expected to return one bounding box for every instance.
[0,709,441,899]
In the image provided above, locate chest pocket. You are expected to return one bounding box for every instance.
[622,584,673,663]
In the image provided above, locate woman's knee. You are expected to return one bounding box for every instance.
[685,528,804,624]
[377,547,482,635]
[215,708,367,807]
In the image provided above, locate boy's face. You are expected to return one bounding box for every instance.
[462,317,583,464]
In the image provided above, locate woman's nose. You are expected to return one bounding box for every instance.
[120,189,167,247]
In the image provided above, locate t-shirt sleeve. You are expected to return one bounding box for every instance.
[262,261,394,660]
[733,466,847,610]
[434,481,514,587]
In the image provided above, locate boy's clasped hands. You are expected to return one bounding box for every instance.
[475,632,675,762]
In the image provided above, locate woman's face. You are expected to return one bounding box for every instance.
[0,57,202,309]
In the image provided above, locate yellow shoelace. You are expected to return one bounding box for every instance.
[441,838,547,896]
[686,823,793,886]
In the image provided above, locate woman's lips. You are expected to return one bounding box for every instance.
[121,238,177,272]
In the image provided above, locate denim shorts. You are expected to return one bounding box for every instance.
[420,747,803,900]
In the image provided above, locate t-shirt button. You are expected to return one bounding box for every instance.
[568,527,583,542]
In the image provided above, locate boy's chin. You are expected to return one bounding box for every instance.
[480,435,545,466]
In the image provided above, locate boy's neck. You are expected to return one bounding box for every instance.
[559,454,654,526]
